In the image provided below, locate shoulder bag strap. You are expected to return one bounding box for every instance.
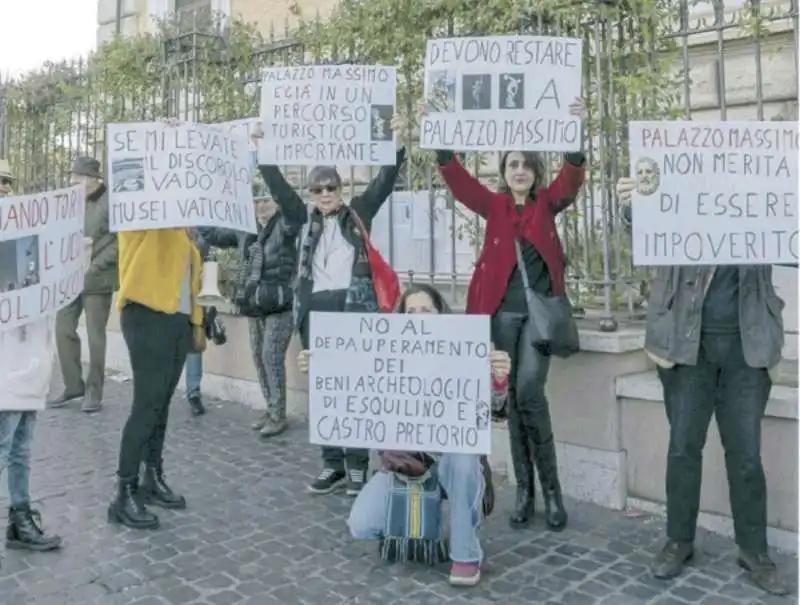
[513,240,531,291]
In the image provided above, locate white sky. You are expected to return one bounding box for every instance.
[1,0,97,77]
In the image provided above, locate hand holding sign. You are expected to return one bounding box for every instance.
[298,349,310,374]
[390,113,407,147]
[617,177,637,205]
[251,121,264,144]
[489,349,511,382]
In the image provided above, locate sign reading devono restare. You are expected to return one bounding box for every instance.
[629,120,798,265]
[258,64,398,166]
[419,35,583,152]
[308,312,492,455]
[0,185,86,331]
[106,122,256,233]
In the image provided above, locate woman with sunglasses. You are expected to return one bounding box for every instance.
[417,100,587,532]
[250,115,407,496]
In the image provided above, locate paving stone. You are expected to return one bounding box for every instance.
[0,376,794,604]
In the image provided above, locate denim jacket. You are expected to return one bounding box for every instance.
[622,205,788,370]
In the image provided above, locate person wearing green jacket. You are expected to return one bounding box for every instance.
[49,157,118,413]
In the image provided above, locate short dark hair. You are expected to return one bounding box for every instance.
[307,165,342,189]
[497,150,546,198]
[394,283,452,314]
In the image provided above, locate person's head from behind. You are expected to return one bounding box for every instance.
[395,283,452,315]
[307,165,343,215]
[498,150,545,200]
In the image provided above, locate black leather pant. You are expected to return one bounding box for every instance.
[492,312,560,493]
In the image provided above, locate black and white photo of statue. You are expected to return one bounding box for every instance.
[425,70,457,113]
[461,74,492,111]
[499,73,525,109]
[369,105,394,141]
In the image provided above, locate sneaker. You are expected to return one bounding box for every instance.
[81,393,103,414]
[449,562,481,586]
[307,468,346,494]
[47,389,84,408]
[259,418,288,438]
[346,468,366,496]
[188,394,206,416]
[251,411,268,431]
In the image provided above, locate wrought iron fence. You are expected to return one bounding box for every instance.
[0,0,797,328]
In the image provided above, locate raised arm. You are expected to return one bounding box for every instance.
[545,152,587,214]
[257,165,308,228]
[435,150,494,219]
[350,147,406,227]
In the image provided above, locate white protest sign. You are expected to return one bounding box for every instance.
[0,185,86,331]
[107,122,256,233]
[214,118,260,152]
[630,120,799,265]
[259,64,397,166]
[309,312,492,455]
[420,36,583,152]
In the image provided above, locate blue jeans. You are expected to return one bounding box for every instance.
[0,411,36,507]
[347,454,484,563]
[185,352,203,398]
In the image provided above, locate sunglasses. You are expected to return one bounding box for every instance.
[309,185,338,195]
[0,178,12,186]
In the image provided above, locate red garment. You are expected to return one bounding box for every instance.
[437,157,585,315]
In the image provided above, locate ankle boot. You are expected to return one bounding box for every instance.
[508,418,535,528]
[141,465,186,510]
[6,504,62,551]
[108,476,160,529]
[533,437,567,531]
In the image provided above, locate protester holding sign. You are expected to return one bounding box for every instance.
[198,191,299,438]
[107,123,209,530]
[50,157,117,414]
[418,99,587,532]
[298,284,510,587]
[0,161,65,553]
[250,114,406,496]
[616,175,791,596]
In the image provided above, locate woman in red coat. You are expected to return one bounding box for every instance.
[421,99,587,531]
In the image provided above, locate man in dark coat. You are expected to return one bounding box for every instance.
[50,157,117,413]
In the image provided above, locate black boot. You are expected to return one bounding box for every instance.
[140,465,186,510]
[6,504,62,551]
[107,476,160,529]
[508,418,535,528]
[533,437,568,531]
[188,394,206,416]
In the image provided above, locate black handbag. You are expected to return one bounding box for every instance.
[514,240,580,359]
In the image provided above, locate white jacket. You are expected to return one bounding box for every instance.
[0,318,56,412]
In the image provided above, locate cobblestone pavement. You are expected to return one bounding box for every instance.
[0,375,796,605]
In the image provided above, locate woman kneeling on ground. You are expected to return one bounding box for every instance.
[298,284,511,587]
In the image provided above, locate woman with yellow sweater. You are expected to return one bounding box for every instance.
[108,228,205,530]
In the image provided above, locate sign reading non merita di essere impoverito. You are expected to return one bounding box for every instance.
[0,185,86,331]
[258,64,398,166]
[420,35,583,152]
[106,122,256,233]
[308,312,493,455]
[630,120,798,266]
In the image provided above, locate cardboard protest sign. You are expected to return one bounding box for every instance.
[107,122,256,233]
[308,312,492,455]
[259,64,397,166]
[629,120,798,265]
[0,185,86,331]
[420,35,583,152]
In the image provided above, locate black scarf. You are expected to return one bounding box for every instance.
[293,206,378,330]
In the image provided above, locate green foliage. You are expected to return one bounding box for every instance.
[291,0,684,308]
[1,13,266,192]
